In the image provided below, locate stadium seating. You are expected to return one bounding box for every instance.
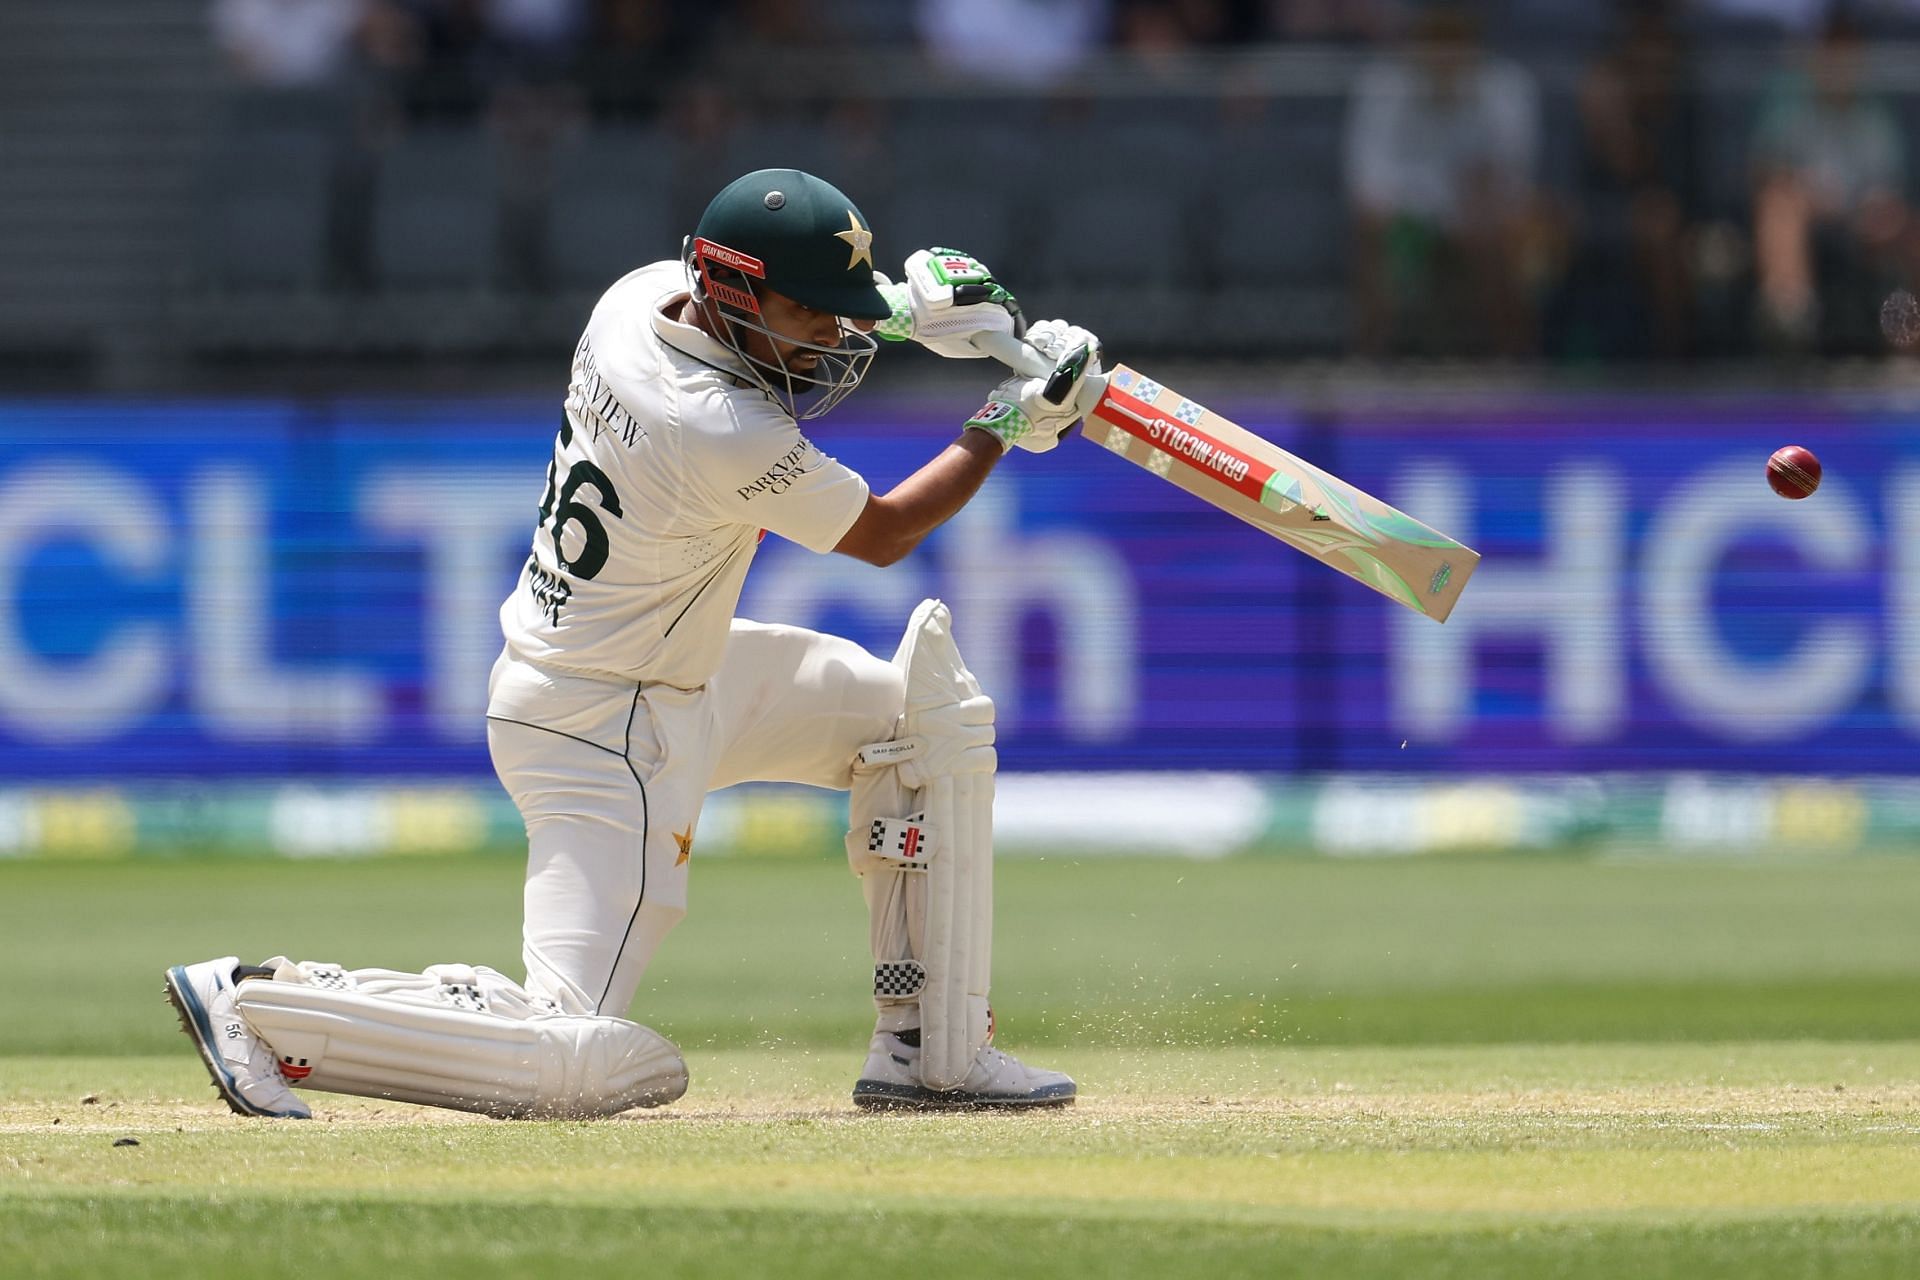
[12,0,1912,371]
[194,107,338,294]
[371,128,504,293]
[544,126,679,294]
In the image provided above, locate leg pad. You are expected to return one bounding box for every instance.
[847,599,996,1091]
[235,960,687,1119]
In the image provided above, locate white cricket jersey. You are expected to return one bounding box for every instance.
[493,261,870,694]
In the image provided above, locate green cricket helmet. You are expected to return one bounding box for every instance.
[684,169,886,420]
[691,169,891,319]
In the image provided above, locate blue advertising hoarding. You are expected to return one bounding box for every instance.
[0,392,1912,779]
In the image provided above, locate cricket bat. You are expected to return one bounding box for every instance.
[974,332,1478,623]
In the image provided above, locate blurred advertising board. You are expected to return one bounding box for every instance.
[0,775,1910,861]
[0,392,1911,779]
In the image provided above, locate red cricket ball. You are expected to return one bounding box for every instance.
[1767,445,1821,499]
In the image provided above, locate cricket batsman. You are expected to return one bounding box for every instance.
[163,169,1100,1118]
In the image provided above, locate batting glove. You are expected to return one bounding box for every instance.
[874,248,1025,359]
[964,319,1103,455]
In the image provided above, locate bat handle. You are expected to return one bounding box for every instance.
[970,330,1108,419]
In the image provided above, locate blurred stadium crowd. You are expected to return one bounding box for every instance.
[12,0,1920,379]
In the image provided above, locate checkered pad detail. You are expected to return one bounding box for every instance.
[307,965,351,991]
[441,981,488,1013]
[1133,379,1163,405]
[1146,450,1174,478]
[866,815,933,866]
[1174,399,1205,425]
[874,960,926,999]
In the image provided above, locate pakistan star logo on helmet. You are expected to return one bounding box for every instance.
[834,211,874,271]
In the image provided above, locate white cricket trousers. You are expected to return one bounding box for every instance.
[485,619,904,1018]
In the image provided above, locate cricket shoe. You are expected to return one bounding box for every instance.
[163,956,310,1119]
[852,1028,1075,1110]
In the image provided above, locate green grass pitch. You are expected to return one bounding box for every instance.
[4,853,1919,1278]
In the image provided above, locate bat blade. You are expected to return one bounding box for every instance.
[1086,366,1477,622]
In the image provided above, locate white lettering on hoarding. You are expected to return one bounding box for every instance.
[361,470,529,740]
[189,468,381,742]
[0,463,169,742]
[945,486,1139,741]
[0,443,1912,758]
[1641,459,1870,741]
[1393,462,1624,743]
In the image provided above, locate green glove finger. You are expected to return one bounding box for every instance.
[874,280,914,342]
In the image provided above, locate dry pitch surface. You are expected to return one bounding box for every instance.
[5,1042,1920,1279]
[7,855,1920,1277]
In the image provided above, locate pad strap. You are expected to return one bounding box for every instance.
[874,960,926,998]
[864,815,932,867]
